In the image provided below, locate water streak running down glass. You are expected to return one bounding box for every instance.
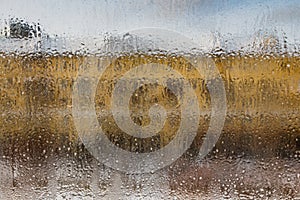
[0,1,299,199]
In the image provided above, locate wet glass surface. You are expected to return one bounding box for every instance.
[0,1,299,199]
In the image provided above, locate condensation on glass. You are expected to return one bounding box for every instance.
[0,1,299,199]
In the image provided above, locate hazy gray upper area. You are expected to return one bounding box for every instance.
[0,0,299,52]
